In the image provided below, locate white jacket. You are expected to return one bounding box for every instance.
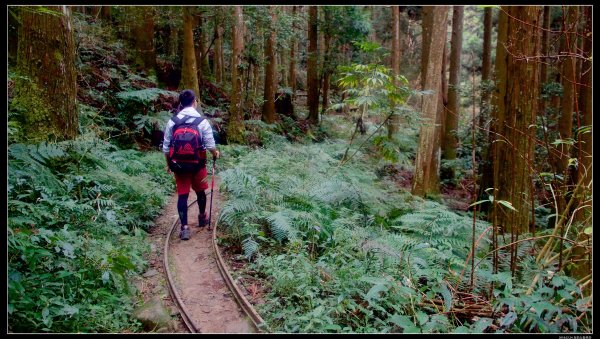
[162,106,216,154]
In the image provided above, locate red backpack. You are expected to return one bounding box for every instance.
[168,116,206,173]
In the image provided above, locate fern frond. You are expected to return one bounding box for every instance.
[267,210,298,242]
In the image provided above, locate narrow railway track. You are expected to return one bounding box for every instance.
[163,196,267,333]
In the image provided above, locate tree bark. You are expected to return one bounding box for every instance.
[131,7,156,76]
[167,8,179,59]
[213,11,223,85]
[100,6,111,21]
[492,6,542,234]
[577,6,592,191]
[553,6,579,177]
[442,6,464,164]
[288,6,297,96]
[320,10,332,115]
[571,5,592,278]
[89,6,100,18]
[180,7,200,97]
[262,6,277,124]
[412,6,449,197]
[227,6,246,143]
[387,5,401,140]
[12,6,78,142]
[478,7,495,207]
[196,11,211,83]
[539,6,551,115]
[307,6,319,124]
[8,7,19,66]
[479,7,493,133]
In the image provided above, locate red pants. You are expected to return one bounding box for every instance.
[174,167,208,195]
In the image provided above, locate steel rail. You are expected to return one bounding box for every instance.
[163,199,202,333]
[163,195,266,333]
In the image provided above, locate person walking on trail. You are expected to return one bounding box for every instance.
[163,89,220,241]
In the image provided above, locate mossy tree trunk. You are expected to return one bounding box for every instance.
[262,6,277,124]
[227,6,246,144]
[491,6,542,234]
[12,6,78,142]
[412,6,449,197]
[180,7,200,98]
[307,6,319,125]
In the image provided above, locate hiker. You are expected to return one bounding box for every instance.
[163,89,220,240]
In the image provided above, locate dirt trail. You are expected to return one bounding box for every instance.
[143,178,255,333]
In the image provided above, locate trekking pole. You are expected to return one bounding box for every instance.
[207,157,216,231]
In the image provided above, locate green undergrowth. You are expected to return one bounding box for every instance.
[215,133,589,333]
[8,136,173,332]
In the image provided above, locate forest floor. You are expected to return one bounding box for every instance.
[139,177,256,333]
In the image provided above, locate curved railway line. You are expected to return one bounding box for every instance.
[162,196,267,333]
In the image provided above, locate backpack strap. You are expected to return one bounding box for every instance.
[189,117,205,127]
[171,115,204,128]
[170,115,183,127]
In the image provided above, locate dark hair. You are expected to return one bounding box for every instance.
[178,89,196,108]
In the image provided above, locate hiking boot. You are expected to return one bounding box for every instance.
[198,213,208,228]
[180,227,190,240]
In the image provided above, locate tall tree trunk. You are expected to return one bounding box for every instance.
[199,13,211,77]
[539,6,551,115]
[89,6,100,18]
[492,6,542,234]
[228,6,246,143]
[279,49,287,88]
[8,7,19,66]
[307,6,319,124]
[412,6,449,197]
[478,7,494,203]
[442,6,464,165]
[553,6,579,178]
[577,6,592,194]
[262,6,277,124]
[167,8,179,59]
[320,15,332,115]
[252,58,260,100]
[436,26,449,182]
[196,12,206,83]
[131,7,156,76]
[213,12,223,85]
[180,7,200,97]
[388,5,401,140]
[438,30,449,154]
[480,7,493,132]
[571,5,592,279]
[369,6,377,42]
[100,6,111,21]
[288,6,297,96]
[12,6,78,142]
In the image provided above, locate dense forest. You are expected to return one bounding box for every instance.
[7,5,592,333]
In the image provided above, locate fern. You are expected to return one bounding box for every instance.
[115,88,175,104]
[267,210,298,243]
